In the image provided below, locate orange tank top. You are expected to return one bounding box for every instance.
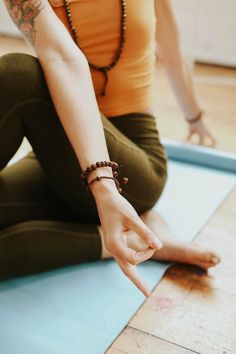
[48,0,157,117]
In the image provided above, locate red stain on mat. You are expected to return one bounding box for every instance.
[154,296,173,310]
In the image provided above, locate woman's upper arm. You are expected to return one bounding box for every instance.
[3,0,84,61]
[154,0,181,59]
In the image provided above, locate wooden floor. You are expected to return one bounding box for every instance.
[1,35,236,354]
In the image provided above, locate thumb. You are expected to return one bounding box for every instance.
[126,216,162,250]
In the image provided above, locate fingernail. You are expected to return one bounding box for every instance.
[143,287,151,297]
[211,256,220,264]
[152,241,162,249]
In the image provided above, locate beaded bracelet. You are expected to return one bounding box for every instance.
[185,110,203,124]
[86,175,122,194]
[80,160,119,186]
[87,175,129,194]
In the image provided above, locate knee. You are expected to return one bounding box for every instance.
[0,52,39,84]
[147,170,168,212]
[143,160,168,213]
[154,154,168,196]
[124,163,168,216]
[0,53,48,105]
[155,165,168,199]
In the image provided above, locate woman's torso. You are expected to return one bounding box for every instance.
[48,0,157,117]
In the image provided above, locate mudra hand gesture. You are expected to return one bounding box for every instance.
[185,111,216,147]
[94,182,163,297]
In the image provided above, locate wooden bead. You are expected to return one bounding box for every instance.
[63,0,126,97]
[122,177,128,184]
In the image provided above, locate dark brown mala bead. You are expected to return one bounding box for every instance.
[86,175,129,195]
[80,160,119,185]
[63,0,127,96]
[86,175,122,194]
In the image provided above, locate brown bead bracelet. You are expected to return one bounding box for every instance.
[185,110,203,124]
[86,175,129,195]
[80,160,119,186]
[86,175,121,194]
[80,160,129,196]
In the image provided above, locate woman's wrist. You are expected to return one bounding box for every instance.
[86,166,113,184]
[185,110,203,124]
[89,176,119,198]
[80,160,127,198]
[86,166,117,196]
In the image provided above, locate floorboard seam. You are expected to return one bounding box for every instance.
[127,325,201,354]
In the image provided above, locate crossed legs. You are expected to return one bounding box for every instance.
[0,52,220,281]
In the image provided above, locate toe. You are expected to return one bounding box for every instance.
[202,250,221,265]
[190,244,221,263]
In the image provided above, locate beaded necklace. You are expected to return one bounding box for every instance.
[63,0,127,96]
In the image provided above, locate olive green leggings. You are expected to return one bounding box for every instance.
[0,53,168,280]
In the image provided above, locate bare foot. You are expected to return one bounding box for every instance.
[137,210,221,270]
[98,210,221,270]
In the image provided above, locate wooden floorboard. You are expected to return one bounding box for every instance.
[116,189,236,354]
[107,327,198,354]
[1,35,236,354]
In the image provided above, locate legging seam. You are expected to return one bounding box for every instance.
[104,126,143,153]
[104,125,165,172]
[104,128,161,206]
[0,98,51,129]
[104,128,161,205]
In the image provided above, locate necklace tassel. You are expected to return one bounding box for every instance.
[63,0,126,97]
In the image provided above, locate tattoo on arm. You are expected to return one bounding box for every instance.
[4,0,44,45]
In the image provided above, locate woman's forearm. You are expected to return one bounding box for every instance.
[4,0,116,195]
[160,55,201,119]
[39,54,117,192]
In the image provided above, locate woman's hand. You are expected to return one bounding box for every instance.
[185,118,216,147]
[91,179,163,297]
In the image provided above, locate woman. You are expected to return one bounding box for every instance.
[1,0,219,296]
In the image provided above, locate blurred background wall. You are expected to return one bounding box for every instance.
[172,0,236,67]
[1,0,235,67]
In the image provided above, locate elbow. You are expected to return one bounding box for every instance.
[156,44,183,69]
[156,30,182,68]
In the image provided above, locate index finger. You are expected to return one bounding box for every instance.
[125,216,162,250]
[206,132,216,147]
[114,254,151,297]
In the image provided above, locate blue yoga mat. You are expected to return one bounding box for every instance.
[162,138,236,174]
[0,146,236,354]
